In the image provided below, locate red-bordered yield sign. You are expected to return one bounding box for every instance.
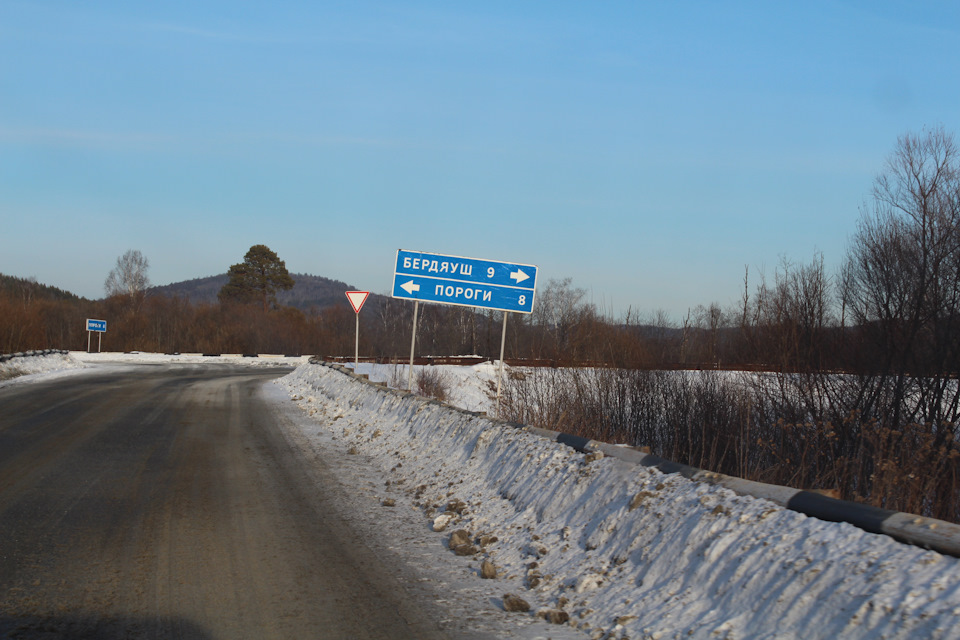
[345,291,370,314]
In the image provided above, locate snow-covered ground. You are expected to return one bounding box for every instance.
[350,361,504,416]
[0,351,88,385]
[280,362,960,640]
[0,351,309,385]
[75,351,309,367]
[9,353,960,638]
[0,351,308,394]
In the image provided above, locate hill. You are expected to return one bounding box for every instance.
[0,273,85,302]
[148,273,377,312]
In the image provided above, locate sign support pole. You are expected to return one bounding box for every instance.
[98,333,102,353]
[390,250,538,401]
[87,331,91,353]
[354,312,359,371]
[408,301,419,392]
[496,311,509,418]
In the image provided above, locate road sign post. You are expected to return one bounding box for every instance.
[392,250,538,410]
[496,311,508,414]
[408,301,419,392]
[86,319,107,353]
[345,291,370,371]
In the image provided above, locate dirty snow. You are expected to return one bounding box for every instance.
[1,351,309,385]
[350,361,503,415]
[278,362,960,640]
[11,352,960,638]
[0,352,87,385]
[75,351,309,367]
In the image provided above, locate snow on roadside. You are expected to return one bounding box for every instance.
[350,361,502,416]
[1,351,307,388]
[74,351,309,367]
[278,362,960,640]
[0,352,86,383]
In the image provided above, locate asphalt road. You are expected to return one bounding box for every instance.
[0,364,454,640]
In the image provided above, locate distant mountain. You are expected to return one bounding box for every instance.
[148,273,376,311]
[0,273,85,302]
[148,274,227,304]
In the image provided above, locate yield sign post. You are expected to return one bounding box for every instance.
[345,291,370,371]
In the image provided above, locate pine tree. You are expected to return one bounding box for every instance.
[218,245,295,311]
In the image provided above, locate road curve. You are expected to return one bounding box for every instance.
[0,364,452,639]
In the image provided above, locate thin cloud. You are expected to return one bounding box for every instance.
[142,21,292,45]
[0,127,176,150]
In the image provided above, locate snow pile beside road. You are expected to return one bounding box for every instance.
[75,352,309,367]
[351,361,501,415]
[1,351,307,386]
[279,362,960,640]
[0,351,86,382]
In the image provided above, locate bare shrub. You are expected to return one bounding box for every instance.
[503,365,960,522]
[416,367,450,402]
[388,364,407,390]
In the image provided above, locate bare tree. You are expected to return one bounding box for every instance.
[530,278,592,360]
[844,126,960,427]
[105,250,150,301]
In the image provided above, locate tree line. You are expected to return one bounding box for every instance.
[499,127,960,523]
[4,127,960,520]
[3,128,960,381]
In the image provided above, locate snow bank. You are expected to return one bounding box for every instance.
[0,351,86,383]
[278,362,960,640]
[350,361,502,415]
[1,351,307,387]
[75,352,309,367]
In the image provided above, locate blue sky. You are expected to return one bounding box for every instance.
[2,1,959,319]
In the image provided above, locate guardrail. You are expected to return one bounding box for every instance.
[314,358,960,559]
[534,432,960,558]
[0,349,69,364]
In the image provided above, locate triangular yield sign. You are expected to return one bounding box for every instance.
[345,290,370,314]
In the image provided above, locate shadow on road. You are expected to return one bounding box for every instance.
[0,613,213,639]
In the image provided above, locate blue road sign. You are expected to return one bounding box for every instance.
[86,319,107,332]
[393,249,538,314]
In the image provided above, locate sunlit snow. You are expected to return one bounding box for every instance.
[280,361,960,640]
[8,352,960,639]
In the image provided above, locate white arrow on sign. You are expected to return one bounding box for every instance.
[510,269,529,284]
[400,280,420,295]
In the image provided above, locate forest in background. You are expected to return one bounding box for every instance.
[0,263,860,370]
[4,127,960,522]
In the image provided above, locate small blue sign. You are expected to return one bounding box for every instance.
[393,250,538,314]
[86,319,107,332]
